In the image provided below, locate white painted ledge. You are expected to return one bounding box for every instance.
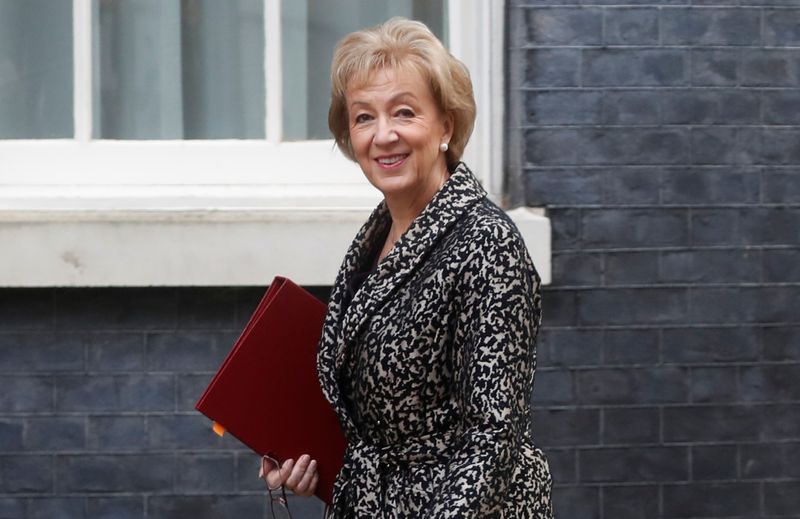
[0,192,551,287]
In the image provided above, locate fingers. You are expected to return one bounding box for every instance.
[264,457,294,489]
[284,454,319,496]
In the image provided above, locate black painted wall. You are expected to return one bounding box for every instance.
[510,1,800,518]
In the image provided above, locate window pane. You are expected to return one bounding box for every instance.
[0,0,73,139]
[94,0,264,139]
[281,0,446,141]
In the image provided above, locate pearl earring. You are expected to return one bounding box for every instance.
[439,142,449,152]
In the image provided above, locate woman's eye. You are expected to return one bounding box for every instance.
[354,113,372,124]
[396,109,414,118]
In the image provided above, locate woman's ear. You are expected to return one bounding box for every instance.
[442,111,455,144]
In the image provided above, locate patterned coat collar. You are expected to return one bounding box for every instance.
[317,162,487,434]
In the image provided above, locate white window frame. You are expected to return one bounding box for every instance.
[0,0,551,287]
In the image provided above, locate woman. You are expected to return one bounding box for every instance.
[264,17,553,518]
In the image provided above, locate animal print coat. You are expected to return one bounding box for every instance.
[316,163,553,518]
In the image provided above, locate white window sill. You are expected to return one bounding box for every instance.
[0,189,551,287]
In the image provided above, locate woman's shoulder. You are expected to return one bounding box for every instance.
[458,197,527,250]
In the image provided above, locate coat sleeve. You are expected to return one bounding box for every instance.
[427,224,542,518]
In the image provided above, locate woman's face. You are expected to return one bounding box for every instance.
[345,67,453,199]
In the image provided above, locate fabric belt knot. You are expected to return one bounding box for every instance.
[332,429,459,518]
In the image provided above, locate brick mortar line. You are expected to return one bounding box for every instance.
[548,245,800,253]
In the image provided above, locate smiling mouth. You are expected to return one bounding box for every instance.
[375,154,409,168]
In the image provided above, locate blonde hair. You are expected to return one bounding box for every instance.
[328,17,476,170]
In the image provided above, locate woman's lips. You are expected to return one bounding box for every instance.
[375,154,409,169]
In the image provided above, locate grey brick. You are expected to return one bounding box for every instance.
[741,442,800,478]
[55,374,174,412]
[54,288,179,330]
[662,90,759,125]
[0,376,53,413]
[691,49,739,86]
[547,208,580,251]
[525,169,605,205]
[601,168,661,205]
[533,408,600,447]
[762,171,800,203]
[603,485,659,519]
[86,497,144,519]
[25,416,85,451]
[540,288,578,326]
[602,407,660,445]
[178,374,212,412]
[234,288,267,330]
[577,367,688,404]
[0,289,53,330]
[582,209,689,248]
[690,208,739,246]
[741,364,800,402]
[551,486,599,519]
[604,8,659,45]
[533,370,574,405]
[524,129,580,166]
[0,498,25,518]
[691,367,738,403]
[147,415,236,451]
[525,49,581,87]
[764,482,800,515]
[662,8,761,45]
[544,449,575,484]
[87,416,146,451]
[56,454,174,492]
[600,91,660,125]
[692,445,738,480]
[604,251,659,285]
[763,326,800,360]
[86,333,145,372]
[537,329,603,367]
[0,455,52,493]
[663,405,760,442]
[175,454,235,493]
[579,446,688,482]
[551,252,603,286]
[583,49,687,87]
[177,287,239,329]
[284,495,326,519]
[147,496,262,519]
[525,91,602,125]
[662,327,759,363]
[763,90,800,125]
[580,128,691,165]
[28,498,85,519]
[0,333,84,372]
[740,207,800,245]
[691,127,761,165]
[761,404,800,440]
[235,452,264,492]
[762,129,800,164]
[577,288,688,325]
[741,50,799,87]
[526,7,603,45]
[603,329,660,365]
[660,249,761,284]
[146,332,228,371]
[764,9,800,46]
[662,483,760,517]
[660,168,760,205]
[0,420,23,451]
[689,286,800,324]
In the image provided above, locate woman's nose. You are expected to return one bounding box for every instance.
[374,117,399,146]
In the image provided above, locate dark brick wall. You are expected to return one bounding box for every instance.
[0,287,330,519]
[509,2,800,518]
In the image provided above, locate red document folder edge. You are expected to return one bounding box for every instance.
[195,277,346,505]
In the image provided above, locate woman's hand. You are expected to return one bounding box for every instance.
[259,454,319,497]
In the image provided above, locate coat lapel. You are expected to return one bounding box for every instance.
[317,163,487,435]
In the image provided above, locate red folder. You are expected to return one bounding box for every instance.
[195,277,346,505]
